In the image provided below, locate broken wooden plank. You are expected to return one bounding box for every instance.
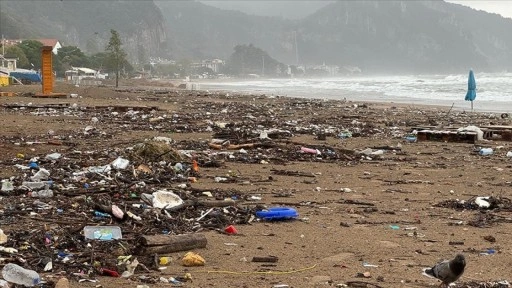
[271,169,315,177]
[137,233,207,255]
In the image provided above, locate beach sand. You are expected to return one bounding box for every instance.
[0,81,511,287]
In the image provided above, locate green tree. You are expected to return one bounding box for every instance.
[54,46,90,77]
[4,45,29,68]
[137,43,148,68]
[105,29,127,87]
[226,44,286,77]
[89,52,109,72]
[17,40,43,69]
[57,46,89,67]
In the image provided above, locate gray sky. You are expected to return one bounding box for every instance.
[447,1,512,19]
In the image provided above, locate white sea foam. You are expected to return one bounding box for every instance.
[198,73,512,112]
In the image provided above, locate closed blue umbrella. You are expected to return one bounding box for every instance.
[465,69,476,111]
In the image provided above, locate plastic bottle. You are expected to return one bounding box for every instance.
[1,263,40,287]
[31,189,54,198]
[479,148,493,156]
[300,147,319,154]
[83,226,122,240]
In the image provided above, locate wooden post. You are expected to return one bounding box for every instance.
[41,46,53,95]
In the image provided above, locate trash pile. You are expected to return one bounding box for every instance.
[453,280,510,288]
[434,196,512,228]
[1,134,295,284]
[434,196,512,211]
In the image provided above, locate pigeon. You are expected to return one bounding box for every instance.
[422,254,466,287]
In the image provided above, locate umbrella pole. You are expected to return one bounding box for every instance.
[471,101,473,111]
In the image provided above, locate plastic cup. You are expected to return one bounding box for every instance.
[224,225,238,234]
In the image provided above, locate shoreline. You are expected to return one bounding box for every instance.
[189,84,510,115]
[189,75,512,114]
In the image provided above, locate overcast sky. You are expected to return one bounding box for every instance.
[447,1,512,19]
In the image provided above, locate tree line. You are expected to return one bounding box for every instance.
[1,30,128,87]
[2,30,294,83]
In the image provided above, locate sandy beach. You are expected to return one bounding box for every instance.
[0,81,511,288]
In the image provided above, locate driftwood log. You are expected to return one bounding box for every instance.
[137,233,207,255]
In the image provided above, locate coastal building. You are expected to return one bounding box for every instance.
[1,38,62,54]
[65,67,107,84]
[191,59,225,73]
[37,39,62,54]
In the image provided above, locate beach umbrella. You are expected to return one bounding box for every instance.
[465,69,476,111]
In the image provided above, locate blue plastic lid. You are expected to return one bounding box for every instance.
[256,207,298,220]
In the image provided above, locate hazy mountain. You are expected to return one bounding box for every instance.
[199,1,333,19]
[2,0,512,73]
[154,1,294,60]
[0,0,167,62]
[296,1,512,73]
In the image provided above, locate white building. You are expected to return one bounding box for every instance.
[65,67,108,84]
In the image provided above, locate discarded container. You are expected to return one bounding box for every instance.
[475,197,491,208]
[83,226,122,240]
[94,211,111,218]
[224,225,238,234]
[159,257,172,266]
[405,134,417,143]
[173,163,184,172]
[0,229,7,244]
[152,190,184,209]
[31,189,53,198]
[479,148,493,156]
[31,168,50,181]
[126,211,142,221]
[111,157,130,170]
[256,207,298,221]
[1,180,14,192]
[507,151,512,158]
[338,131,352,139]
[45,153,62,161]
[300,147,320,155]
[99,268,119,277]
[111,205,124,219]
[22,181,50,190]
[192,160,199,172]
[1,263,40,287]
[214,177,228,183]
[87,165,111,173]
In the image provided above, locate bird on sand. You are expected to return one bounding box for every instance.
[422,254,466,287]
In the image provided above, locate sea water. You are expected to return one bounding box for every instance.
[198,72,512,113]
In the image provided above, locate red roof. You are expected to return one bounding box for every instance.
[37,39,59,47]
